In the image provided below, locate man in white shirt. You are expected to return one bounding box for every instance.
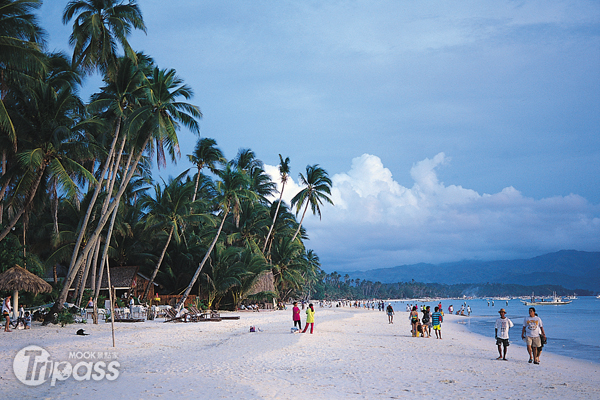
[494,308,513,360]
[521,307,546,365]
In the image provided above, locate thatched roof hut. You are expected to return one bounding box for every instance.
[248,270,276,296]
[0,265,52,319]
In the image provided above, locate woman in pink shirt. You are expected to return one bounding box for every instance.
[292,302,302,329]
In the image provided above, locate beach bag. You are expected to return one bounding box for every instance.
[250,326,256,332]
[422,314,430,324]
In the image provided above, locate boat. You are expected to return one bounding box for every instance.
[597,294,600,299]
[521,292,572,306]
[565,293,578,300]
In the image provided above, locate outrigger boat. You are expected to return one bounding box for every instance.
[521,292,572,306]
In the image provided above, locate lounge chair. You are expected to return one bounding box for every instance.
[163,307,188,323]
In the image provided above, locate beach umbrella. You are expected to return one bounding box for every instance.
[0,265,52,319]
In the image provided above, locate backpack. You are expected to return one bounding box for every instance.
[422,313,430,324]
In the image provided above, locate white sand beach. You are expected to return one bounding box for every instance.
[1,307,598,399]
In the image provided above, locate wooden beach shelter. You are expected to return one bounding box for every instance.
[0,265,52,319]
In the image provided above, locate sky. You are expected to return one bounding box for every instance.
[37,1,600,272]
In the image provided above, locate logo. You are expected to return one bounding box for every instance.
[13,345,120,387]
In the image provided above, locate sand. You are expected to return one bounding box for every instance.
[1,306,598,399]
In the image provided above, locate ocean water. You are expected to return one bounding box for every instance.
[388,296,600,364]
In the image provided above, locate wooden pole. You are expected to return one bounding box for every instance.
[106,257,116,348]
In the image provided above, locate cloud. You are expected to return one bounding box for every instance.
[267,153,600,271]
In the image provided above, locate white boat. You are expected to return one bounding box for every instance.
[565,294,578,300]
[521,292,572,306]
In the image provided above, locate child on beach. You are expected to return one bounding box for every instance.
[432,306,443,339]
[494,308,513,360]
[302,303,315,334]
[24,311,31,329]
[292,302,302,329]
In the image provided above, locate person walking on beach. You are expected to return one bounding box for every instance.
[292,302,302,330]
[495,308,513,360]
[302,303,315,334]
[386,303,394,324]
[431,306,443,339]
[422,306,432,338]
[409,306,419,337]
[522,307,546,365]
[3,295,12,332]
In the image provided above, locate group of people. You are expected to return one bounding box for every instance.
[495,306,546,364]
[386,303,444,339]
[292,301,315,333]
[2,295,32,332]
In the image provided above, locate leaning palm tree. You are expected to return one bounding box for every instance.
[54,66,201,314]
[187,137,225,203]
[263,154,290,253]
[175,164,256,311]
[62,0,146,77]
[289,164,334,243]
[139,172,204,300]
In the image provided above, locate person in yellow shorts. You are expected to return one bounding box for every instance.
[431,306,443,339]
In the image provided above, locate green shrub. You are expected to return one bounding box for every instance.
[57,309,74,327]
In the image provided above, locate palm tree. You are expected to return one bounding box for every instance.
[187,137,225,203]
[55,66,202,313]
[290,164,334,243]
[139,172,203,299]
[0,0,47,225]
[200,243,245,310]
[0,0,46,149]
[263,154,290,253]
[0,73,94,242]
[62,0,146,77]
[175,164,256,311]
[229,245,270,309]
[233,148,276,204]
[270,236,305,301]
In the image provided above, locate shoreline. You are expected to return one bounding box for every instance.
[1,306,598,399]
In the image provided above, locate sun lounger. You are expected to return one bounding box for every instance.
[163,307,188,323]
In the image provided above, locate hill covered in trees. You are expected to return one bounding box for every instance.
[336,250,599,292]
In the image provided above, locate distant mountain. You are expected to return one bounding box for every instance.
[338,250,600,292]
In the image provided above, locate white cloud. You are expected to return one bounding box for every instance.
[265,153,600,271]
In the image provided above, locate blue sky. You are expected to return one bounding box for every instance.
[38,1,600,271]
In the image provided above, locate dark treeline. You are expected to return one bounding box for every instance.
[0,0,333,316]
[311,272,592,300]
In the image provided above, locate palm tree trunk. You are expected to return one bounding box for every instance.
[290,201,310,243]
[52,178,59,234]
[92,198,121,324]
[262,181,285,253]
[53,133,151,314]
[192,166,201,203]
[142,225,174,300]
[175,205,229,312]
[67,119,121,276]
[76,249,94,307]
[0,160,47,242]
[0,149,6,224]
